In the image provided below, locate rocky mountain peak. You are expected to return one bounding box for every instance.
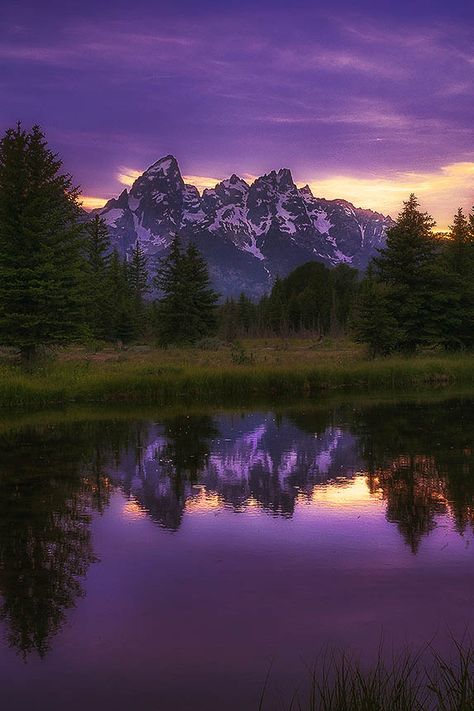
[143,154,180,178]
[129,154,184,201]
[276,167,294,189]
[94,154,395,298]
[299,185,314,200]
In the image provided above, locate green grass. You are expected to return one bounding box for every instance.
[0,339,473,409]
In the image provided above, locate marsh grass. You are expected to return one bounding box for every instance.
[261,642,474,711]
[0,338,473,409]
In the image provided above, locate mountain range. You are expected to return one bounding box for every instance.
[94,155,394,298]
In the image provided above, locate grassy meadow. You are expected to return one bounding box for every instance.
[0,337,473,409]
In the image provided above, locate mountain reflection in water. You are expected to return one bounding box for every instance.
[0,397,471,666]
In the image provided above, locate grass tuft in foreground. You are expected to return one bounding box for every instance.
[260,641,474,711]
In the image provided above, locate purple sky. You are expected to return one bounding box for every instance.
[1,0,473,227]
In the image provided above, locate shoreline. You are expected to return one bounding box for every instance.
[0,342,473,410]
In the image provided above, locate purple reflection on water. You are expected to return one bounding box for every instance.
[0,401,472,710]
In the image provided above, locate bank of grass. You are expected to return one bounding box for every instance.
[0,337,473,409]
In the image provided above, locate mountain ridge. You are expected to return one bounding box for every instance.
[94,155,394,297]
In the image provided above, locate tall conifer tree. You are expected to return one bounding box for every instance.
[443,207,474,348]
[181,242,218,342]
[128,240,149,337]
[154,236,218,344]
[374,194,440,351]
[351,266,400,357]
[107,249,134,344]
[84,214,111,339]
[0,124,85,362]
[154,235,186,344]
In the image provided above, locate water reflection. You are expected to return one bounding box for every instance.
[0,424,112,657]
[110,413,361,528]
[354,401,474,551]
[0,397,471,659]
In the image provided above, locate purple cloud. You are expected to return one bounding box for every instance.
[0,1,472,225]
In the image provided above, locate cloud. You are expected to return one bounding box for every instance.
[182,175,221,191]
[438,81,472,97]
[302,161,474,230]
[117,168,142,187]
[257,97,448,133]
[81,195,108,210]
[274,47,405,80]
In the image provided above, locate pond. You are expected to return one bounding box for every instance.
[0,395,473,710]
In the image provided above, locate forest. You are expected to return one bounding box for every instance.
[0,124,473,365]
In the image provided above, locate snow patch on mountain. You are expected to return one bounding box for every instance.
[93,154,394,298]
[313,210,333,235]
[102,208,124,226]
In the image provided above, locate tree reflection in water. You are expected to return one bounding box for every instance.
[0,422,114,657]
[0,397,471,657]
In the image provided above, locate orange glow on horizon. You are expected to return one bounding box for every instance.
[82,160,473,228]
[301,161,474,231]
[81,195,108,210]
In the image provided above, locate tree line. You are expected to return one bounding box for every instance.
[0,123,473,361]
[352,195,474,355]
[0,124,219,361]
[219,262,358,340]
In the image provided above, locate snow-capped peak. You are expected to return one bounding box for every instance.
[143,154,180,178]
[93,155,394,298]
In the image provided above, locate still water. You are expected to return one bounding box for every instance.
[0,396,473,710]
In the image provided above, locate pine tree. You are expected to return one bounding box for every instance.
[128,240,149,338]
[180,242,218,342]
[330,264,358,333]
[154,235,186,344]
[351,266,400,357]
[442,207,474,348]
[469,205,474,241]
[218,298,240,342]
[129,241,148,303]
[107,249,134,344]
[154,236,218,345]
[267,276,288,335]
[0,124,86,363]
[374,194,440,351]
[237,293,255,335]
[447,208,472,274]
[84,215,111,340]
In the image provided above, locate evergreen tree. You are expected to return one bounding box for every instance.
[180,242,219,342]
[447,207,472,274]
[267,276,288,334]
[154,236,218,344]
[218,298,240,342]
[129,240,149,303]
[469,205,474,241]
[154,235,186,344]
[373,194,440,351]
[84,214,111,339]
[107,249,134,344]
[0,124,85,362]
[237,292,255,334]
[128,240,149,337]
[351,266,400,357]
[330,264,358,333]
[442,207,474,348]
